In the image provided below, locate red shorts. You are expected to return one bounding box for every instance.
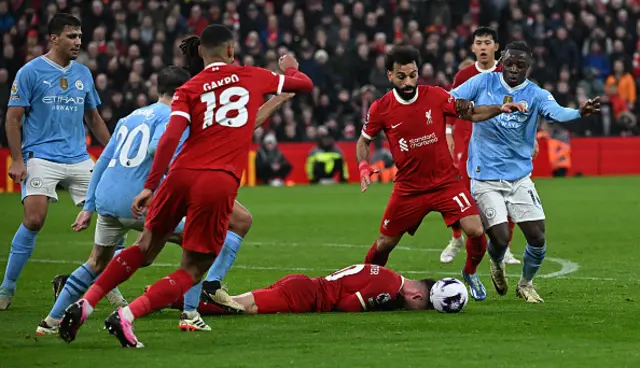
[145,169,238,255]
[380,181,480,237]
[252,275,321,314]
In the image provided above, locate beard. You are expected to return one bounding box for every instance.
[394,85,417,101]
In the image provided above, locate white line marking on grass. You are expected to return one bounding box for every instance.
[16,240,611,281]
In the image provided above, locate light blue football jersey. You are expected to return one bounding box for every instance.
[8,56,100,164]
[83,102,189,219]
[450,73,581,181]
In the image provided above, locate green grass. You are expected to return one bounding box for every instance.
[1,177,640,367]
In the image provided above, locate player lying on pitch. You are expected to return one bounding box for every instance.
[162,264,469,315]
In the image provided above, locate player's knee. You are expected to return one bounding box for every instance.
[86,246,115,273]
[229,210,253,237]
[526,233,546,248]
[23,212,46,231]
[463,225,484,239]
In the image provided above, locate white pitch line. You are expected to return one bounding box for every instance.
[8,240,615,281]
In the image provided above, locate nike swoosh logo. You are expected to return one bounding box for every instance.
[391,122,403,129]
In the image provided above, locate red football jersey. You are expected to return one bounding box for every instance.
[449,61,502,145]
[144,63,312,190]
[316,264,404,312]
[362,86,460,194]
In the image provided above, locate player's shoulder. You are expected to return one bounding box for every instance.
[16,56,44,75]
[455,63,480,81]
[70,61,92,74]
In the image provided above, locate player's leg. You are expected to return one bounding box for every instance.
[103,170,237,347]
[37,216,127,336]
[364,193,427,266]
[503,218,521,265]
[434,182,486,300]
[250,275,320,314]
[470,180,512,296]
[0,158,63,310]
[200,201,251,309]
[180,201,250,327]
[508,177,546,303]
[441,148,469,264]
[58,175,186,343]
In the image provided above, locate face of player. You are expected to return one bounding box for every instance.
[401,284,429,310]
[471,35,498,65]
[501,49,530,87]
[52,26,82,60]
[387,62,419,101]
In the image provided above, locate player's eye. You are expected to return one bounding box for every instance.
[397,74,405,80]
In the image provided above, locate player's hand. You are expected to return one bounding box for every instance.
[579,96,601,116]
[532,140,540,159]
[455,99,474,117]
[131,189,154,219]
[279,54,299,71]
[446,132,455,158]
[359,161,379,193]
[501,102,527,113]
[8,160,26,183]
[72,210,93,232]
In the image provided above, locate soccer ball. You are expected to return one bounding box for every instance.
[429,278,469,313]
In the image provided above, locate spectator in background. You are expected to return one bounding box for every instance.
[605,60,636,108]
[255,134,292,187]
[306,127,349,184]
[0,0,14,33]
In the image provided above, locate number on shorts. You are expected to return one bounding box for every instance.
[201,86,250,129]
[325,264,366,281]
[452,192,472,212]
[108,124,151,168]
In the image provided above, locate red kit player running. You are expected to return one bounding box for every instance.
[167,264,457,315]
[356,46,524,297]
[59,25,314,347]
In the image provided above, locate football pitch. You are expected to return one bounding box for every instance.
[1,177,639,367]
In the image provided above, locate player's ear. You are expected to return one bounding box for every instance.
[197,45,203,58]
[387,70,393,82]
[494,42,500,51]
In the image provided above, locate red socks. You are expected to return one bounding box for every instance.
[463,235,487,275]
[451,223,463,239]
[364,241,390,266]
[84,245,145,308]
[129,269,194,319]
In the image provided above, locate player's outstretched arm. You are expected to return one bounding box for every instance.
[84,109,111,146]
[278,55,314,94]
[356,135,379,193]
[5,107,26,183]
[460,102,526,122]
[256,93,295,128]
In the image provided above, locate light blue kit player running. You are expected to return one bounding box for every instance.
[0,14,111,310]
[450,41,600,303]
[35,66,192,336]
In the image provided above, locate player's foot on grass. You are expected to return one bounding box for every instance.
[52,274,69,302]
[105,309,144,348]
[461,271,486,301]
[106,290,128,309]
[58,300,89,343]
[179,311,211,332]
[36,320,59,336]
[503,248,521,265]
[516,281,544,303]
[489,260,508,296]
[201,281,244,313]
[440,236,464,264]
[0,287,13,311]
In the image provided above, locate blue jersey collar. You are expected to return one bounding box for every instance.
[499,74,529,94]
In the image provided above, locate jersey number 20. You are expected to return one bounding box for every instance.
[201,86,250,129]
[108,124,151,168]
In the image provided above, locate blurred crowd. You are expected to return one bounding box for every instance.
[1,0,640,148]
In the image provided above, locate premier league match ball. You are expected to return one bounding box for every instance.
[429,278,469,313]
